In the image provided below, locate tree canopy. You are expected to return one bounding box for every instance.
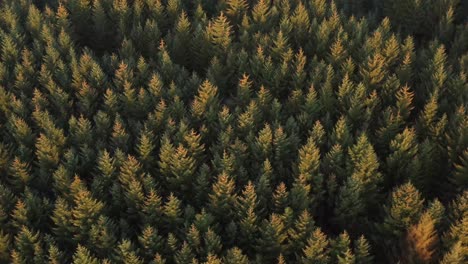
[0,0,466,263]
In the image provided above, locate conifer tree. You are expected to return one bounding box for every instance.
[251,0,272,32]
[8,158,31,191]
[382,182,424,237]
[453,150,468,189]
[237,181,259,249]
[192,80,219,121]
[273,182,289,213]
[290,2,310,46]
[335,134,382,231]
[51,197,73,247]
[256,214,287,263]
[290,174,311,214]
[159,137,197,193]
[209,172,237,222]
[207,13,232,53]
[301,228,330,264]
[13,226,44,264]
[297,137,322,211]
[386,127,418,185]
[224,247,248,264]
[174,242,195,264]
[330,231,355,264]
[92,0,117,53]
[0,230,10,263]
[163,193,183,231]
[71,189,105,244]
[298,86,321,129]
[361,53,387,89]
[204,228,222,256]
[226,0,248,26]
[354,236,373,264]
[287,210,315,256]
[440,241,465,264]
[204,254,222,264]
[72,245,100,264]
[115,239,144,264]
[170,11,192,68]
[403,212,438,263]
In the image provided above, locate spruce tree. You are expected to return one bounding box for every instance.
[403,212,438,263]
[72,245,100,264]
[301,228,330,264]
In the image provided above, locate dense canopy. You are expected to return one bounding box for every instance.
[0,0,467,263]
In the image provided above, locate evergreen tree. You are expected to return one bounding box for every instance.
[224,247,248,264]
[13,226,44,264]
[331,232,354,264]
[209,172,237,222]
[172,11,192,68]
[71,189,105,244]
[159,137,197,193]
[72,245,100,264]
[163,193,183,231]
[354,236,373,264]
[440,241,465,264]
[287,210,315,258]
[382,182,424,236]
[335,134,382,231]
[256,214,287,263]
[207,13,232,53]
[226,0,248,26]
[237,181,259,250]
[174,242,195,264]
[138,226,163,261]
[192,80,219,121]
[301,228,330,264]
[403,212,438,264]
[115,239,144,264]
[297,137,322,211]
[386,127,418,186]
[89,216,117,258]
[251,0,272,32]
[0,230,10,263]
[290,2,310,46]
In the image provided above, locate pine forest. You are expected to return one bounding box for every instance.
[0,0,467,263]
